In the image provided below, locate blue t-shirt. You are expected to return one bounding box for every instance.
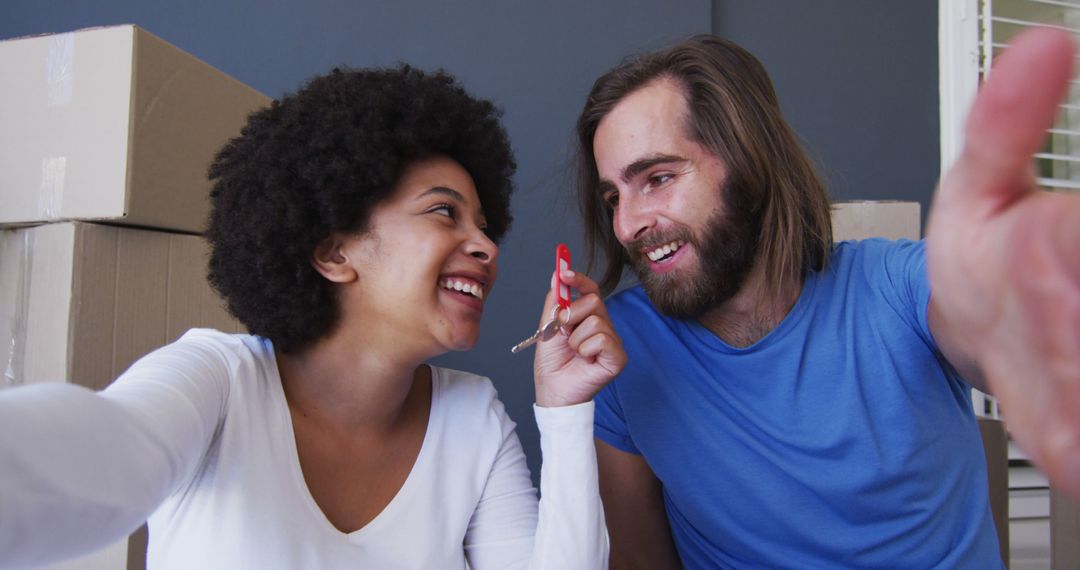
[595,239,1001,569]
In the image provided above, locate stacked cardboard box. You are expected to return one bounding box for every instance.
[831,200,921,241]
[0,25,271,570]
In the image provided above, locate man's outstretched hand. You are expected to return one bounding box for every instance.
[928,27,1080,500]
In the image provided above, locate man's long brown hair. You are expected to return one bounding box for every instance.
[576,35,833,301]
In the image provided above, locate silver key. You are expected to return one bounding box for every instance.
[510,306,570,354]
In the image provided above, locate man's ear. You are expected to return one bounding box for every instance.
[311,234,359,283]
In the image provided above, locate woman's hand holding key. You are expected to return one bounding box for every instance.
[532,267,626,408]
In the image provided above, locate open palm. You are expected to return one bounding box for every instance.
[928,27,1080,500]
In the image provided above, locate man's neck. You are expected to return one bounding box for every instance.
[696,261,802,348]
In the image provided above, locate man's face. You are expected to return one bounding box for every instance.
[593,77,759,317]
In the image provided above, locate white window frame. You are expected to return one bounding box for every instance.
[939,0,983,175]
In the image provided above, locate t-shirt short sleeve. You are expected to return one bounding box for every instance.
[864,238,934,346]
[594,381,640,454]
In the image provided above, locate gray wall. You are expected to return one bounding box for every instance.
[1,1,710,483]
[3,2,939,485]
[713,1,940,225]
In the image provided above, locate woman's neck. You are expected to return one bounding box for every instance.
[276,325,431,432]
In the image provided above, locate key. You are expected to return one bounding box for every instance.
[510,244,572,354]
[510,310,564,353]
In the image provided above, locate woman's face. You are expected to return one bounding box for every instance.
[340,155,498,354]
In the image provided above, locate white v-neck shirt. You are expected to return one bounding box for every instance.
[0,329,606,569]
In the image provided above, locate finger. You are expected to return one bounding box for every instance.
[559,268,602,298]
[562,293,610,330]
[577,332,628,374]
[553,269,607,328]
[566,314,616,351]
[956,27,1075,208]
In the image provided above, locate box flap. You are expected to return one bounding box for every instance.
[127,27,271,233]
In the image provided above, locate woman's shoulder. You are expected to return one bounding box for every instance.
[173,327,259,347]
[427,366,517,426]
[116,328,272,390]
[429,365,499,405]
[425,366,519,464]
[167,328,270,362]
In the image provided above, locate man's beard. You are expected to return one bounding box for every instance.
[628,181,761,319]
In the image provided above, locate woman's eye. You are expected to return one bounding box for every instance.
[430,204,455,218]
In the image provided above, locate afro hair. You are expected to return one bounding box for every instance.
[205,65,516,353]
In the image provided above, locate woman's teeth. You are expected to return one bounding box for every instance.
[647,240,686,262]
[440,279,484,300]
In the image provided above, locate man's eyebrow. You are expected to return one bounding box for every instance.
[622,154,687,182]
[597,154,688,194]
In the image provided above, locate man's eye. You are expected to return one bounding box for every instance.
[648,173,673,187]
[603,192,620,209]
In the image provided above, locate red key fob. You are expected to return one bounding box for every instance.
[555,243,571,311]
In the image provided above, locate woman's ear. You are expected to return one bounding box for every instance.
[311,234,359,283]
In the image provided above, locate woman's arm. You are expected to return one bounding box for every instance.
[464,267,623,569]
[530,401,607,568]
[0,332,231,568]
[462,401,606,570]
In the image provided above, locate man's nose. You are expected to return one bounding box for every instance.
[614,193,656,245]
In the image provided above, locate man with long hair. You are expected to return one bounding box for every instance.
[577,28,1078,568]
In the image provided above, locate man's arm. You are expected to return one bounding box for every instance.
[926,27,1080,500]
[596,439,682,569]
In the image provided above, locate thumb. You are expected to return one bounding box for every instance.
[954,27,1074,209]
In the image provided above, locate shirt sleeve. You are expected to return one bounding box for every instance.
[594,380,639,454]
[872,238,934,346]
[0,332,231,569]
[464,401,608,570]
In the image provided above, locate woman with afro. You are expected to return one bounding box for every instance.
[0,65,623,568]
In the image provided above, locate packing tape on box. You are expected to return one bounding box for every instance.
[39,157,66,220]
[4,232,33,387]
[38,32,73,221]
[47,32,74,107]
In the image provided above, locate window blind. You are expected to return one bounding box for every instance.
[983,0,1080,192]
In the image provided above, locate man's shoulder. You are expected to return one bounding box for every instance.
[605,285,678,336]
[818,239,930,317]
[823,238,925,278]
[606,284,654,316]
[831,237,924,260]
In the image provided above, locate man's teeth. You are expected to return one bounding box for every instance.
[647,240,686,262]
[440,279,484,300]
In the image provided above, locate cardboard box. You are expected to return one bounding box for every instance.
[832,200,921,241]
[0,25,271,233]
[0,222,243,391]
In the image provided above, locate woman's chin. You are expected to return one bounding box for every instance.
[438,330,481,353]
[449,337,480,352]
